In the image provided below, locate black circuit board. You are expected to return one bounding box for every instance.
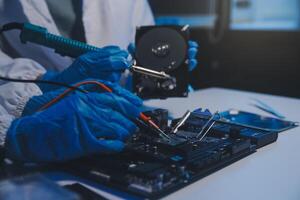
[65,109,279,199]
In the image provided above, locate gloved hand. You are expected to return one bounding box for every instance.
[6,81,143,162]
[23,79,140,116]
[39,46,130,93]
[187,40,199,72]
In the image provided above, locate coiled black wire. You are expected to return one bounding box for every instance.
[0,76,85,93]
[0,22,84,92]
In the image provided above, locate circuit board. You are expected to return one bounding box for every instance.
[65,109,280,199]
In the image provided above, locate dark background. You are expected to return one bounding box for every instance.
[190,29,300,98]
[149,0,300,98]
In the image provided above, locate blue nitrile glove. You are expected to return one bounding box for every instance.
[127,43,136,59]
[22,79,141,116]
[6,82,143,163]
[39,46,130,93]
[187,40,199,92]
[187,40,199,72]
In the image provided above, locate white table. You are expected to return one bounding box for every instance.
[51,88,300,200]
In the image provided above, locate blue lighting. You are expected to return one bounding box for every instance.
[155,15,216,28]
[231,0,300,30]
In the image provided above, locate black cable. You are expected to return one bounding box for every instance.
[0,22,23,34]
[0,76,86,93]
[0,22,86,93]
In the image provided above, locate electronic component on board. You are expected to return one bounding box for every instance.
[63,107,296,199]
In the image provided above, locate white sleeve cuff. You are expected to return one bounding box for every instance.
[0,114,13,146]
[0,82,43,118]
[0,83,42,147]
[0,55,46,117]
[14,95,33,118]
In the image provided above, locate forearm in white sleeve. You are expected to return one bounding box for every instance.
[0,50,46,143]
[133,0,155,27]
[0,105,14,146]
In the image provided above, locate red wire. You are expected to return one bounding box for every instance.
[38,81,112,111]
[38,80,160,130]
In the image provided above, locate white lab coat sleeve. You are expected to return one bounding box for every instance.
[133,0,155,27]
[0,105,13,146]
[0,50,45,145]
[118,0,155,86]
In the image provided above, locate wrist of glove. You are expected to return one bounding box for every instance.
[187,40,199,72]
[22,87,64,117]
[7,81,142,163]
[38,46,130,93]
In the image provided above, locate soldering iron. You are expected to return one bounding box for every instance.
[0,22,172,80]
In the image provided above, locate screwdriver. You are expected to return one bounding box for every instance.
[130,64,172,80]
[139,113,171,140]
[92,81,171,140]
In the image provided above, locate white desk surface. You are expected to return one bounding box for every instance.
[51,87,300,200]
